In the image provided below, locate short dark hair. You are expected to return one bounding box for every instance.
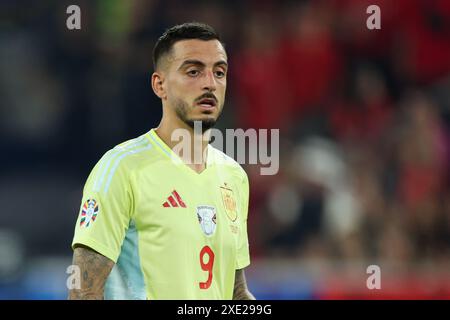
[152,22,223,70]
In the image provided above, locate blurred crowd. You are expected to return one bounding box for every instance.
[0,0,449,284]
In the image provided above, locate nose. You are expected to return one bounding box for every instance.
[202,70,216,92]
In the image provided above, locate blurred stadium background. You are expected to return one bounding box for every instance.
[0,0,449,299]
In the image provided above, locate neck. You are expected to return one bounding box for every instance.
[155,114,210,173]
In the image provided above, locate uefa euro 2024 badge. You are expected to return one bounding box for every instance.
[80,199,99,228]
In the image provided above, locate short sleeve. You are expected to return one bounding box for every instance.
[72,150,133,263]
[236,171,250,269]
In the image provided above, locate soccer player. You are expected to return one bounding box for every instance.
[69,22,254,300]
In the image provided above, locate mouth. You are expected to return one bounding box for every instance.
[196,98,217,109]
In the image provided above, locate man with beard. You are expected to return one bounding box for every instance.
[69,22,254,300]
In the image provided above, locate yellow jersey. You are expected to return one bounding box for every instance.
[72,129,250,299]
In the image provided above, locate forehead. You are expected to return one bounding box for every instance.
[170,39,227,66]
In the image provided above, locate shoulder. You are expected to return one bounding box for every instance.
[88,134,155,192]
[100,135,154,170]
[209,145,248,184]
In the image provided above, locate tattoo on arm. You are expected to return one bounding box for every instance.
[68,245,114,300]
[233,269,255,300]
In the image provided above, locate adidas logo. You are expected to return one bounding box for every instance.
[162,190,186,208]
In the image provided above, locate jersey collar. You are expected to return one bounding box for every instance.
[146,128,214,175]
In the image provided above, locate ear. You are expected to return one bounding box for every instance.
[151,71,167,100]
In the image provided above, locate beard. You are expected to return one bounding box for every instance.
[174,98,218,132]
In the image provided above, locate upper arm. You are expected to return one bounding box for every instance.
[68,245,115,300]
[72,148,135,262]
[233,269,255,300]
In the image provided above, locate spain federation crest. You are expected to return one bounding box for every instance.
[220,184,237,222]
[80,199,99,228]
[196,205,217,236]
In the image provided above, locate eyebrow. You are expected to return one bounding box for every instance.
[178,59,228,70]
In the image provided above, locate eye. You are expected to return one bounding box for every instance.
[215,70,226,78]
[187,69,200,77]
